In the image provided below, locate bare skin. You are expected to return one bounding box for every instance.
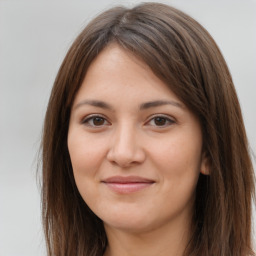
[68,44,209,256]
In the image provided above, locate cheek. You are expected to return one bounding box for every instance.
[67,130,107,178]
[152,136,202,210]
[149,132,202,190]
[67,130,107,207]
[153,137,201,168]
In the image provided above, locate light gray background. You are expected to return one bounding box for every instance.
[0,1,255,255]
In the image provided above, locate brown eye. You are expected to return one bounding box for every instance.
[92,117,105,126]
[147,115,175,127]
[154,117,168,126]
[82,115,109,127]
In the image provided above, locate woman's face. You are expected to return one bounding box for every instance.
[68,44,207,233]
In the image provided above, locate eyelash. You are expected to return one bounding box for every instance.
[81,114,175,128]
[81,114,110,128]
[146,115,175,128]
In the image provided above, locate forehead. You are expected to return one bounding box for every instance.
[73,43,182,106]
[84,43,153,85]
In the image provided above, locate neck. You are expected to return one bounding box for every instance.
[103,216,192,256]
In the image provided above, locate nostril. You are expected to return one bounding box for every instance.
[106,127,146,167]
[106,146,146,168]
[107,151,136,167]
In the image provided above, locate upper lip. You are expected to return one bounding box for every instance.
[102,176,155,183]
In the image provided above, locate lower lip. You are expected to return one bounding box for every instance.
[103,182,154,194]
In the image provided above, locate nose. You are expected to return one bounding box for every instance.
[106,123,146,168]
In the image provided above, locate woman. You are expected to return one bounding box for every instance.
[41,2,255,256]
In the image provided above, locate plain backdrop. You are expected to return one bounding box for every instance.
[0,0,255,255]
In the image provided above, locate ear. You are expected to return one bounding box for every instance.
[200,151,210,175]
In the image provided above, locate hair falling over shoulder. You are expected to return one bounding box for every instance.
[41,2,255,256]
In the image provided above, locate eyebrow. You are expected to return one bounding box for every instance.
[139,100,183,110]
[74,100,113,110]
[74,99,183,111]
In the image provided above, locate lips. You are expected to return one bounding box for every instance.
[101,176,155,194]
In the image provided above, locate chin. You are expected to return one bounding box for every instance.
[102,212,160,234]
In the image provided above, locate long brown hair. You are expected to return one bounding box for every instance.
[41,3,255,255]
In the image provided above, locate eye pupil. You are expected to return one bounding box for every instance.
[93,117,104,126]
[154,117,166,126]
